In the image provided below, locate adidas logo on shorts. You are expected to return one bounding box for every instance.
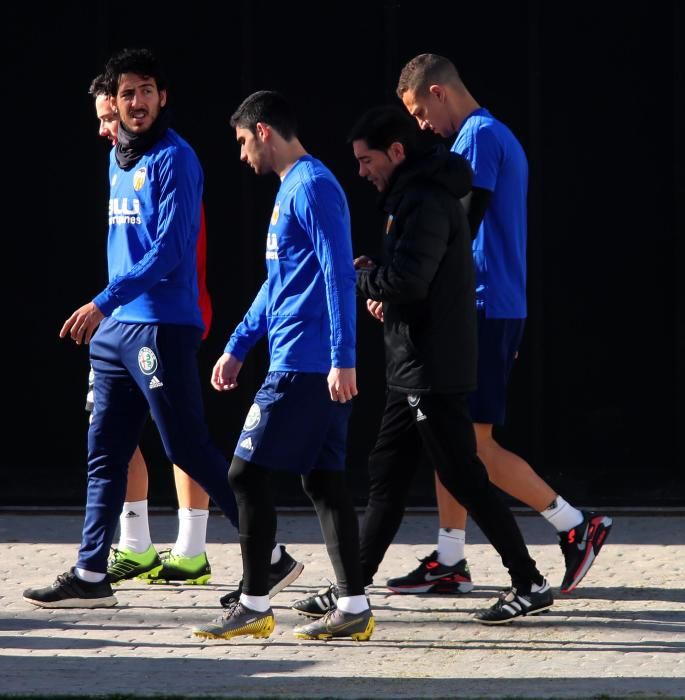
[149,375,164,389]
[240,437,254,451]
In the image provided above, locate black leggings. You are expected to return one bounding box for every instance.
[359,390,543,590]
[228,455,365,597]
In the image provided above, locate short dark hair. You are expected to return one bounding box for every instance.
[396,53,461,98]
[229,90,297,140]
[104,48,167,96]
[347,104,421,158]
[88,73,109,99]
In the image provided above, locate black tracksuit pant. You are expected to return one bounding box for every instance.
[359,390,543,591]
[228,456,365,598]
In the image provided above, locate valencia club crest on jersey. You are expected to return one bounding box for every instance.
[271,202,280,226]
[133,167,147,192]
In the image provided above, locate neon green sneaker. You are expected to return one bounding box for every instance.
[146,550,212,585]
[106,545,162,584]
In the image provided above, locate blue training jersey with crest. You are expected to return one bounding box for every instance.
[226,155,356,372]
[92,128,204,330]
[452,108,528,319]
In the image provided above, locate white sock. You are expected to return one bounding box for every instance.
[336,595,369,614]
[436,528,465,566]
[118,500,152,553]
[271,543,282,565]
[541,496,584,533]
[240,593,270,612]
[172,508,208,557]
[75,567,105,583]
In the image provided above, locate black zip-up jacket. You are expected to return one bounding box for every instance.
[356,147,477,394]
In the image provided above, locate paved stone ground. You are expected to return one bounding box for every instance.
[0,511,683,699]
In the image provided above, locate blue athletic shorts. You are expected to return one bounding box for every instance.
[468,312,525,425]
[233,371,352,474]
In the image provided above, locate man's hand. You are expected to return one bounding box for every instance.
[366,299,384,322]
[328,367,358,403]
[353,255,376,270]
[59,302,104,345]
[211,352,243,391]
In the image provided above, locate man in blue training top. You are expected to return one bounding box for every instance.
[192,90,374,642]
[87,74,303,599]
[395,54,612,595]
[23,48,241,609]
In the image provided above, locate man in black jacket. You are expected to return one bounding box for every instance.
[293,105,552,624]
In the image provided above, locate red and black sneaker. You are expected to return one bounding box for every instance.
[386,551,473,594]
[559,511,613,593]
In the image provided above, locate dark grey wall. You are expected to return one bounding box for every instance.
[2,1,681,507]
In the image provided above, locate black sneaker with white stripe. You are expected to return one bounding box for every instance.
[473,580,553,624]
[386,551,473,594]
[23,568,117,608]
[291,582,339,618]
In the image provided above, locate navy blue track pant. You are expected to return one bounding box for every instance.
[77,317,238,573]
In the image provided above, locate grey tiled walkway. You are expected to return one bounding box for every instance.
[1,511,683,699]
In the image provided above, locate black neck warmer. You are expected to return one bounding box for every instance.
[115,108,172,171]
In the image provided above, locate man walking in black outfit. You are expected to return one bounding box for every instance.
[294,105,553,624]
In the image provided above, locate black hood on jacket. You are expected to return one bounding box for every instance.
[382,144,472,211]
[356,141,477,394]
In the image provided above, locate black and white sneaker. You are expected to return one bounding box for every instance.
[291,582,339,618]
[23,568,117,608]
[219,545,304,608]
[474,580,553,624]
[386,551,473,594]
[559,511,613,593]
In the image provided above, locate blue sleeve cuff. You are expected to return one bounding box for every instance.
[224,336,249,362]
[331,346,355,368]
[92,290,116,317]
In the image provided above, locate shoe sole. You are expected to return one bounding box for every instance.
[269,561,304,598]
[23,595,118,609]
[561,516,613,593]
[193,616,275,640]
[293,615,375,641]
[474,602,553,625]
[109,563,163,585]
[291,606,327,619]
[145,572,212,585]
[386,581,474,594]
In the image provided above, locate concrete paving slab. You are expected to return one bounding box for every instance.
[1,512,683,699]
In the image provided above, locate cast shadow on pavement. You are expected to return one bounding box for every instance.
[0,654,681,699]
